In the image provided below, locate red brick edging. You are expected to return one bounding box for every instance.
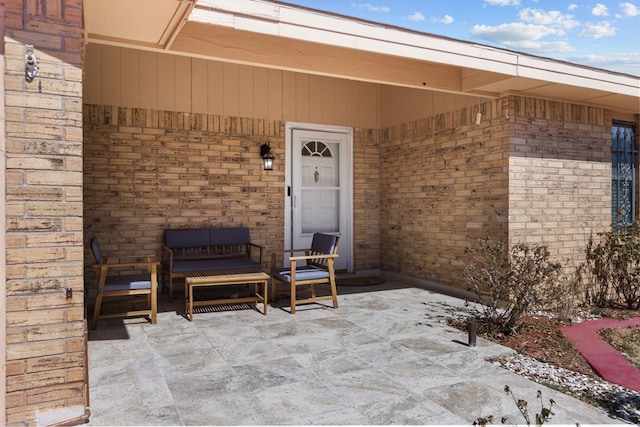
[560,317,640,392]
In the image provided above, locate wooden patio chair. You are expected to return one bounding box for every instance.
[88,237,158,329]
[270,233,339,314]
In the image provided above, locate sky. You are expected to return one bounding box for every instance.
[281,0,640,76]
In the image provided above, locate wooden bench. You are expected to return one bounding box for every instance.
[161,227,264,301]
[184,271,269,321]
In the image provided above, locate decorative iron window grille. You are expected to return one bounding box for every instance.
[612,122,638,228]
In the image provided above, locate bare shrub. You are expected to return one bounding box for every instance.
[463,237,562,335]
[584,221,640,310]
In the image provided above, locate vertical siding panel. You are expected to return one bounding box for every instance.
[333,78,348,126]
[268,69,283,121]
[174,56,191,112]
[360,81,378,129]
[295,73,309,122]
[308,74,322,122]
[253,67,269,119]
[83,43,102,105]
[346,80,358,125]
[157,54,175,111]
[321,76,335,124]
[238,64,254,119]
[223,63,240,118]
[207,61,224,115]
[433,92,451,117]
[139,51,158,109]
[120,48,140,107]
[101,45,121,106]
[357,82,368,128]
[191,58,208,114]
[282,71,296,121]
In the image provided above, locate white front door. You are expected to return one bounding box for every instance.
[285,123,353,271]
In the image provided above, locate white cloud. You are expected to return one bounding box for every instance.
[409,11,425,21]
[351,3,390,13]
[620,2,640,16]
[439,14,454,24]
[579,21,617,38]
[519,8,579,30]
[568,3,579,11]
[483,0,520,5]
[566,52,640,74]
[471,22,577,52]
[592,3,609,16]
[507,40,575,52]
[471,22,561,42]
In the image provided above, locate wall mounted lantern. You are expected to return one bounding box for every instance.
[260,143,275,170]
[25,44,38,82]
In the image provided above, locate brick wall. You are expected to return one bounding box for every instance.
[3,0,86,425]
[379,98,510,288]
[507,96,612,267]
[380,95,617,289]
[83,105,382,285]
[83,105,285,267]
[83,95,619,295]
[352,128,383,271]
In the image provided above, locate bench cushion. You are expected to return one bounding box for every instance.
[165,229,210,249]
[210,227,251,246]
[172,258,261,273]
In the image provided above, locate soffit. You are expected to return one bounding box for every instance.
[82,0,640,114]
[83,0,196,48]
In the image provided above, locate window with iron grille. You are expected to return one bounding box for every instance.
[612,122,638,228]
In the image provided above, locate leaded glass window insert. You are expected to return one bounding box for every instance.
[300,140,339,234]
[612,123,637,228]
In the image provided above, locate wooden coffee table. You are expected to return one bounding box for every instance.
[184,272,269,321]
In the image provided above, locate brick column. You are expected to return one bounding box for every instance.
[3,0,86,425]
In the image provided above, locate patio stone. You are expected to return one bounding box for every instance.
[86,280,622,425]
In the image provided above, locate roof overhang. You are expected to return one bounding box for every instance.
[83,0,640,114]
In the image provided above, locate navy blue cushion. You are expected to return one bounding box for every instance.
[311,233,338,254]
[104,273,152,291]
[172,258,260,273]
[210,227,250,246]
[90,237,102,264]
[165,229,210,249]
[273,266,329,282]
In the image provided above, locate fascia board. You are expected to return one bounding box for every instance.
[192,1,520,73]
[192,0,639,97]
[516,57,640,97]
[517,55,639,86]
[189,8,235,27]
[195,0,280,21]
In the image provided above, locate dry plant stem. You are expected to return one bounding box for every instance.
[463,238,561,335]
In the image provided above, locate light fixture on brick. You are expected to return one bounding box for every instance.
[260,143,275,170]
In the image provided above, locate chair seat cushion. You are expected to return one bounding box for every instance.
[104,274,152,291]
[272,266,329,281]
[172,258,261,273]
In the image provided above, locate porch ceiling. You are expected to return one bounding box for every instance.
[83,0,639,114]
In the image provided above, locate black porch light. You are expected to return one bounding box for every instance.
[260,143,275,170]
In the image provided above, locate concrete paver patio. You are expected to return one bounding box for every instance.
[86,279,623,425]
